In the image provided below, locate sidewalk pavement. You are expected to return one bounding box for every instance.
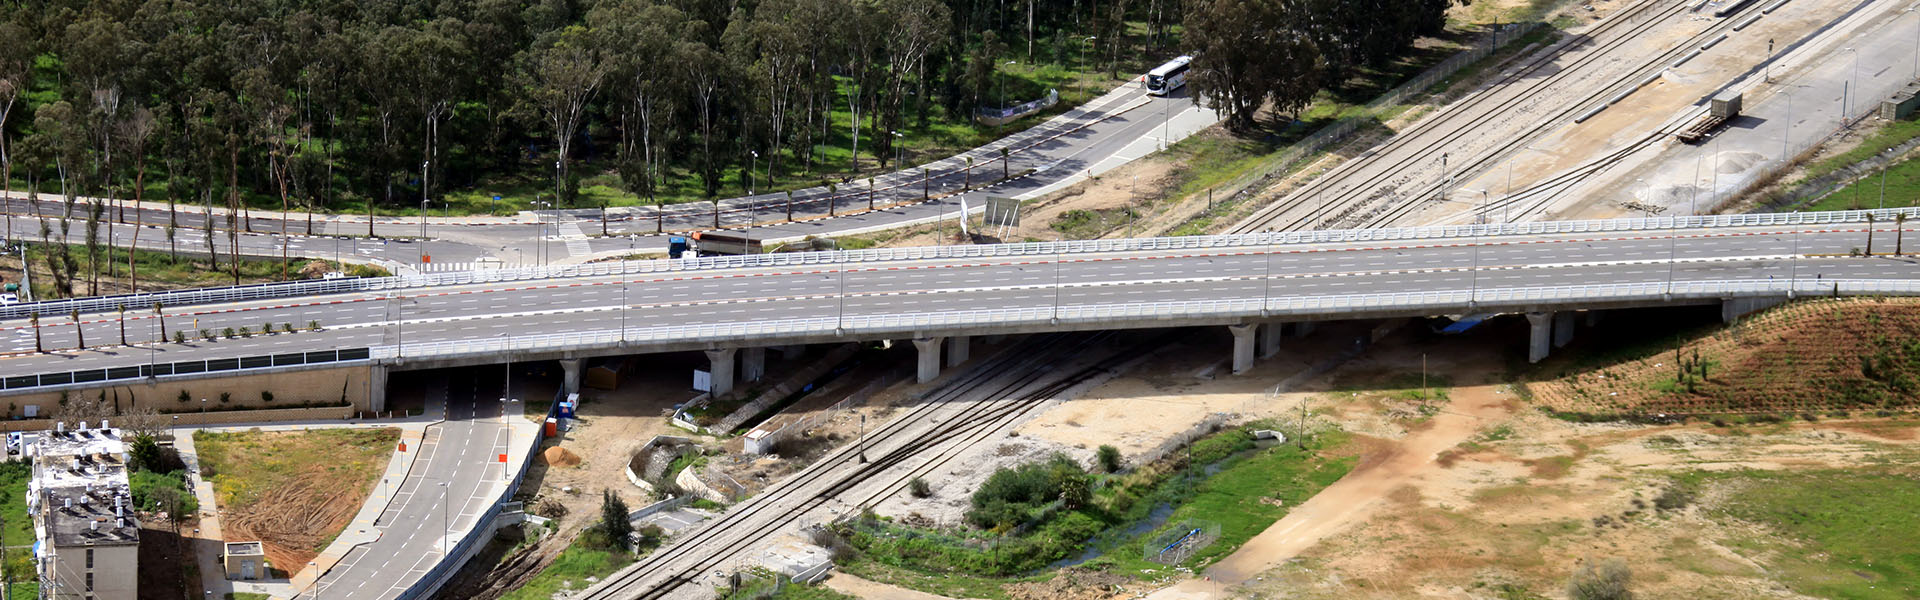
[177,401,445,600]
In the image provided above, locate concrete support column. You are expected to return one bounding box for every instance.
[1258,323,1284,359]
[945,336,970,367]
[1722,297,1787,323]
[704,348,736,396]
[1526,312,1553,364]
[559,358,584,395]
[913,337,944,383]
[1229,323,1258,375]
[1552,311,1577,349]
[741,347,767,382]
[368,365,389,414]
[1292,321,1317,338]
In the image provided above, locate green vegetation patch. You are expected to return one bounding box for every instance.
[128,470,198,515]
[839,424,1353,595]
[1682,468,1920,599]
[499,545,639,600]
[766,584,859,600]
[0,461,30,547]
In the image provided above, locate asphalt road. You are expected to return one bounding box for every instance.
[299,367,513,600]
[0,85,1208,268]
[3,220,1916,375]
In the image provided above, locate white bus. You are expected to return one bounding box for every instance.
[1145,55,1193,96]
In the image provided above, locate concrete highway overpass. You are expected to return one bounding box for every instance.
[2,208,1917,412]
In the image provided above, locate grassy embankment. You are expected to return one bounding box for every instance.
[1528,298,1920,419]
[1796,116,1920,211]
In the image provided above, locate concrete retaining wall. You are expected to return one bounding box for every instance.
[0,365,375,419]
[0,406,361,432]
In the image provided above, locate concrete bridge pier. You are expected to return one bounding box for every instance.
[705,348,737,396]
[914,337,944,383]
[742,347,767,382]
[369,365,389,413]
[1229,323,1258,375]
[1722,297,1787,323]
[1258,322,1284,359]
[1527,312,1553,364]
[1553,312,1577,349]
[1292,321,1317,338]
[560,358,583,395]
[946,336,970,367]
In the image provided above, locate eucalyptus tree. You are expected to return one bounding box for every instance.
[518,26,611,206]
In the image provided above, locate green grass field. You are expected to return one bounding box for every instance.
[1099,431,1356,573]
[1682,468,1920,600]
[0,462,30,548]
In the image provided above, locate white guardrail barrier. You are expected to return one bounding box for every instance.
[5,207,1914,323]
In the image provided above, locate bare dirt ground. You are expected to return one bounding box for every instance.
[1210,418,1920,599]
[524,353,709,530]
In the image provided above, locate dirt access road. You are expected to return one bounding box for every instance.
[1140,382,1520,599]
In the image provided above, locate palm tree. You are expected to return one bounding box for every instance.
[1866,213,1877,256]
[29,311,41,353]
[153,302,166,342]
[70,308,83,349]
[1897,213,1908,257]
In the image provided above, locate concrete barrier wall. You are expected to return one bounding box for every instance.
[0,405,359,432]
[0,365,375,419]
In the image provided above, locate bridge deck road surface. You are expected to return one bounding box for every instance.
[296,368,513,600]
[0,84,1213,264]
[2,221,1919,370]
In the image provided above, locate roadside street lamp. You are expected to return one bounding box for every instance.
[308,561,319,600]
[496,332,513,405]
[1464,188,1490,225]
[438,481,450,555]
[891,130,905,171]
[1844,47,1859,123]
[749,151,759,195]
[1503,145,1546,224]
[532,200,552,267]
[420,161,430,264]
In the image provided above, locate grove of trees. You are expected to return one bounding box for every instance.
[0,0,1466,297]
[0,0,1191,220]
[1183,0,1462,130]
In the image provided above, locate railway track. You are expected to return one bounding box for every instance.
[1227,0,1770,234]
[576,330,1172,600]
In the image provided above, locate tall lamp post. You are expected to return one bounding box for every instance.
[1843,47,1859,124]
[438,481,450,554]
[419,161,430,264]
